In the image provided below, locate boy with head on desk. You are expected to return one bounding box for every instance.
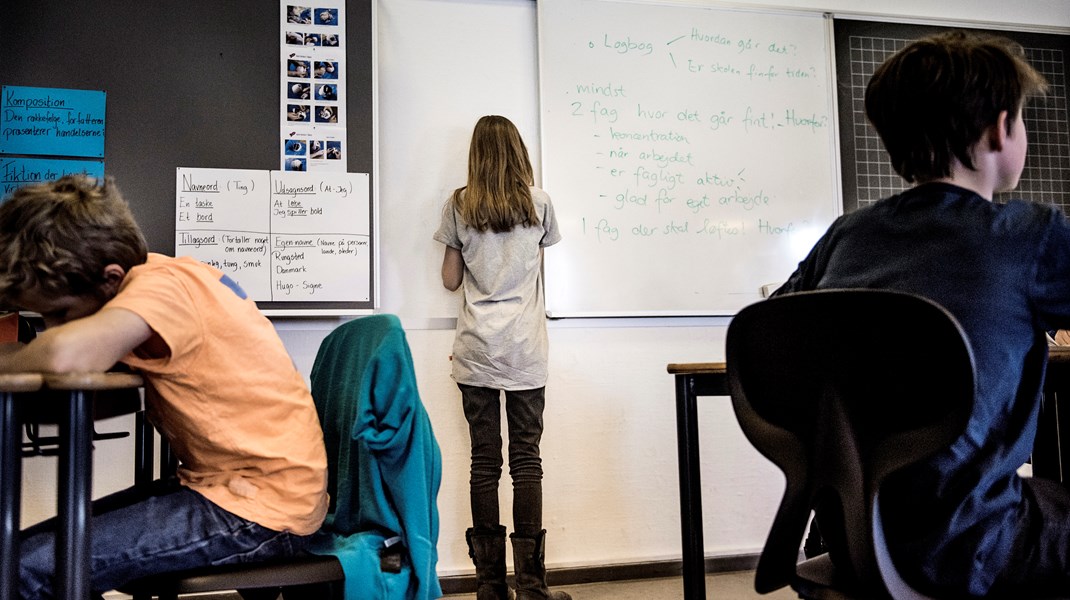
[0,175,328,599]
[772,31,1070,596]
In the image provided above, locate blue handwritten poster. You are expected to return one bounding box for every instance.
[1,157,104,197]
[0,86,106,158]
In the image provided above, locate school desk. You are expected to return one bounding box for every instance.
[667,345,1070,600]
[0,371,143,600]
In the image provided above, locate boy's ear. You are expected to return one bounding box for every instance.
[100,264,127,298]
[986,110,1010,152]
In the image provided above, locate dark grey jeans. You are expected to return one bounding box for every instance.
[459,384,545,536]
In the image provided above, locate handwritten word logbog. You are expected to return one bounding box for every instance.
[175,167,370,302]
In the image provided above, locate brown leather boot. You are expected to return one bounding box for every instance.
[467,526,515,600]
[510,530,572,600]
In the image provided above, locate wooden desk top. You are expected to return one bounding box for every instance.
[43,372,143,391]
[668,345,1070,376]
[0,372,143,391]
[0,372,143,422]
[667,362,725,376]
[0,372,44,392]
[1050,346,1070,363]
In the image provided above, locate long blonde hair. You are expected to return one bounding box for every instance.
[451,115,539,233]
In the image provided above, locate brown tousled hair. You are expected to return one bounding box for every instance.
[0,174,148,303]
[865,30,1048,184]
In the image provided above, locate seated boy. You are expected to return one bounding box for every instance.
[0,175,328,599]
[773,31,1070,596]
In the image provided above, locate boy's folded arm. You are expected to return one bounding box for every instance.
[0,307,152,374]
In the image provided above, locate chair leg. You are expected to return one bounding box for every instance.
[803,514,827,559]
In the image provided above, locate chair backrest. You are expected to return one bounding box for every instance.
[726,289,974,597]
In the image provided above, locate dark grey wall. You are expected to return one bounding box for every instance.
[0,0,374,258]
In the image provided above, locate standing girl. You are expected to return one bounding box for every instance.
[434,115,570,600]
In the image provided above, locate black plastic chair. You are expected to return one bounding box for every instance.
[726,289,974,599]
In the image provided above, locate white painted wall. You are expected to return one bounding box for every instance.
[20,0,1070,581]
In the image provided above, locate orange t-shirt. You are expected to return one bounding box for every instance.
[105,254,328,535]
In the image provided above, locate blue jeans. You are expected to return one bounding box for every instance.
[19,478,309,599]
[459,384,545,536]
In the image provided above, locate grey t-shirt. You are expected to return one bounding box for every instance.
[433,187,562,390]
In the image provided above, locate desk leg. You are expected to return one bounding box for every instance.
[0,391,20,600]
[57,390,92,600]
[675,375,706,600]
[1034,391,1062,482]
[1054,390,1070,486]
[134,411,154,489]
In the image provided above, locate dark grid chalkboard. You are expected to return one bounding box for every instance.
[835,20,1070,214]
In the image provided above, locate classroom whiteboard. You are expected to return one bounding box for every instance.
[538,0,841,317]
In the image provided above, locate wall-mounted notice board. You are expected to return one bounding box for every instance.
[176,167,371,311]
[834,19,1070,215]
[538,0,841,317]
[0,0,375,315]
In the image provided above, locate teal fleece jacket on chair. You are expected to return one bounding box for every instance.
[307,314,443,600]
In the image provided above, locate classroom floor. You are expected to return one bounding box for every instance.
[106,570,800,599]
[441,571,800,599]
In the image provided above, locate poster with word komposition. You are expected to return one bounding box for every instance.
[0,85,106,158]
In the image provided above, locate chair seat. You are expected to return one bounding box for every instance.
[793,554,889,600]
[120,553,343,595]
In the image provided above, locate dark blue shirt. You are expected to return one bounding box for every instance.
[775,182,1070,595]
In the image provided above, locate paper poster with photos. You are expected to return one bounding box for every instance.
[281,2,346,173]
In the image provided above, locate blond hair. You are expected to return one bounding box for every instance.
[451,115,540,233]
[0,175,148,303]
